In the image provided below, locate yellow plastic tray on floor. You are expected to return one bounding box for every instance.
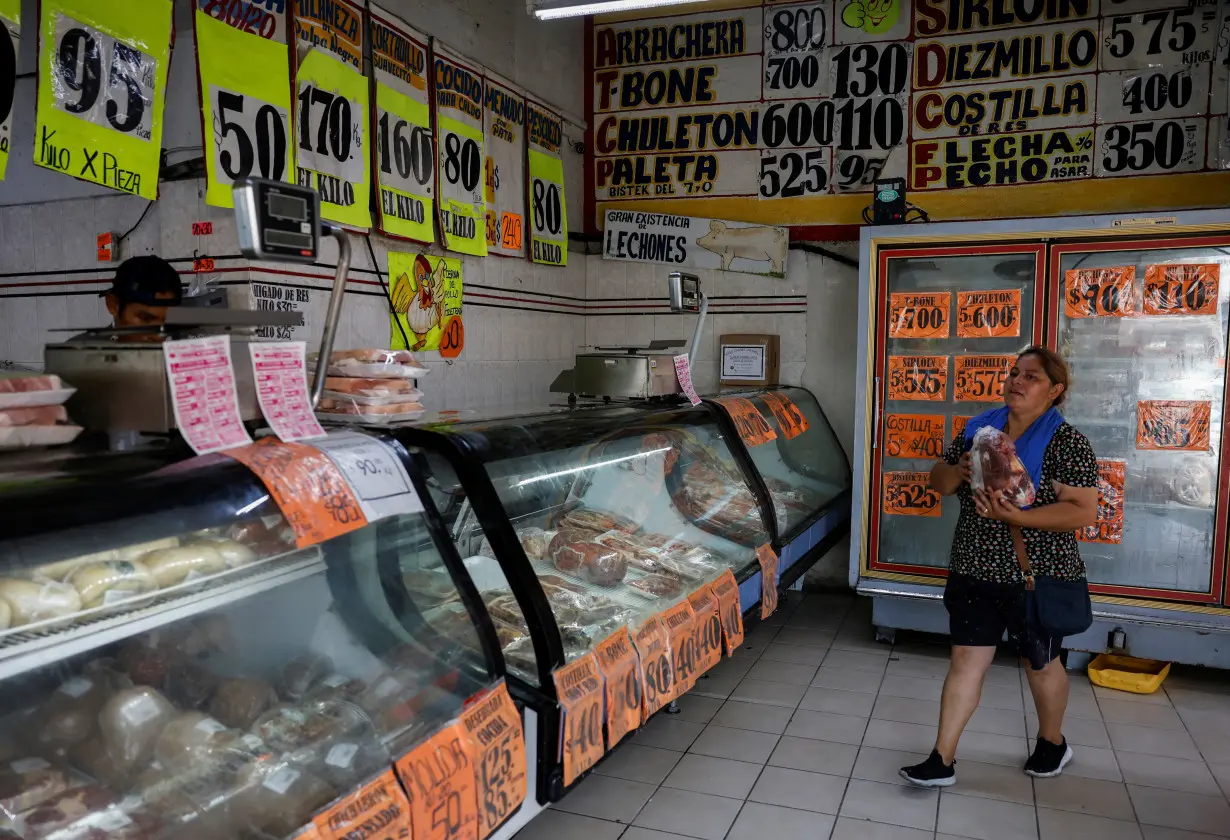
[1087,654,1171,694]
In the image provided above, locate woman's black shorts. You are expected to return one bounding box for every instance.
[943,573,1063,670]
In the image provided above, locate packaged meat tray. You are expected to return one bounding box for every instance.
[316,397,425,425]
[323,377,424,405]
[0,406,68,426]
[317,349,429,379]
[969,426,1036,508]
[0,425,83,450]
[0,374,75,410]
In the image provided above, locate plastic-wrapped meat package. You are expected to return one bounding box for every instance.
[0,406,68,426]
[278,654,333,703]
[164,662,219,711]
[969,426,1036,508]
[227,757,335,840]
[517,527,551,560]
[206,678,278,730]
[592,531,666,574]
[152,713,254,776]
[322,348,429,379]
[556,507,640,536]
[323,376,423,405]
[0,375,63,393]
[34,672,130,750]
[671,460,766,545]
[12,781,119,838]
[549,534,629,587]
[97,687,177,773]
[0,758,88,821]
[116,639,172,689]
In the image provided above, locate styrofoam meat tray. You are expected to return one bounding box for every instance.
[0,425,84,449]
[0,389,77,410]
[317,410,426,425]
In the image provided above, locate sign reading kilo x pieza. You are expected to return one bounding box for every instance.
[0,0,19,181]
[484,73,526,257]
[528,96,568,266]
[34,0,173,199]
[604,209,787,277]
[291,0,370,229]
[435,46,487,256]
[196,2,294,208]
[370,5,434,243]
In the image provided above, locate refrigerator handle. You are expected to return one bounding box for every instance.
[872,376,882,450]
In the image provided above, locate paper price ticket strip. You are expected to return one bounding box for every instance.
[852,208,1230,668]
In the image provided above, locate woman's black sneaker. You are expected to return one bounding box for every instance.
[900,750,956,787]
[1024,737,1074,778]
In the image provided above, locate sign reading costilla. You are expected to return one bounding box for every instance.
[603,209,787,278]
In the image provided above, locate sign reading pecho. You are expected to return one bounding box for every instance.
[603,209,787,277]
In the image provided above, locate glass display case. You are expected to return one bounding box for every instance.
[0,443,506,840]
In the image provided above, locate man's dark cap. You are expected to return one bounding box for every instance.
[103,256,184,306]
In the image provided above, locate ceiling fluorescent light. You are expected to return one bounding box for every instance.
[533,0,708,20]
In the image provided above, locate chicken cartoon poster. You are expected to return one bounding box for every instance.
[603,209,788,278]
[388,252,464,357]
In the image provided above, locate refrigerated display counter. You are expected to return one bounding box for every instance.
[850,208,1230,667]
[0,433,540,840]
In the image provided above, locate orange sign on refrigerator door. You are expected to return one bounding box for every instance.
[1143,264,1220,316]
[1137,401,1212,452]
[1064,267,1137,318]
[632,616,674,719]
[887,355,949,401]
[396,721,480,840]
[884,414,947,459]
[954,355,1014,402]
[761,391,810,439]
[1077,460,1126,545]
[710,569,745,654]
[956,289,1022,338]
[888,292,951,339]
[883,471,942,517]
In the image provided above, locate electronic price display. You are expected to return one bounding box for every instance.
[233,177,323,263]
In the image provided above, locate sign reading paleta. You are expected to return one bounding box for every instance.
[590,0,1230,225]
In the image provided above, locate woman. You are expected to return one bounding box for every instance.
[900,346,1099,787]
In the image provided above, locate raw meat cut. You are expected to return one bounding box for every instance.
[0,406,68,426]
[969,427,1035,508]
[0,375,62,393]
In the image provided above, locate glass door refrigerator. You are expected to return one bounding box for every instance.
[850,209,1230,668]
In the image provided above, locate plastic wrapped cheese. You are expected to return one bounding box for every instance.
[188,537,257,568]
[141,545,227,588]
[154,712,250,775]
[34,675,116,749]
[31,550,118,584]
[67,561,154,609]
[98,687,177,772]
[116,537,181,564]
[0,758,82,819]
[0,578,82,626]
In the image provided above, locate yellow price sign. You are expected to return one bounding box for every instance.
[484,73,526,258]
[435,46,487,257]
[0,0,20,181]
[388,251,464,354]
[294,48,371,229]
[33,0,173,199]
[527,98,568,267]
[195,9,294,209]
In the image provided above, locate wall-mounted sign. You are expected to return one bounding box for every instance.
[484,73,527,258]
[388,251,464,356]
[603,209,788,277]
[527,96,568,267]
[0,0,19,181]
[435,46,487,256]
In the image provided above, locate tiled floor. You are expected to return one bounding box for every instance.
[516,592,1230,840]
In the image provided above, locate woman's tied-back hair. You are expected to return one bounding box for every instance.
[1017,345,1071,406]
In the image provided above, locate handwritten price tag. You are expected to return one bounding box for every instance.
[661,600,699,696]
[552,654,606,786]
[310,431,424,521]
[1143,264,1219,316]
[1077,459,1126,545]
[460,682,526,839]
[883,471,942,517]
[594,629,643,749]
[632,616,675,719]
[193,257,216,272]
[225,438,368,548]
[440,315,465,359]
[313,770,412,840]
[756,543,780,620]
[884,414,947,459]
[888,292,951,339]
[954,355,1013,402]
[1137,400,1212,452]
[887,355,949,402]
[1064,267,1137,318]
[192,221,214,236]
[396,722,480,840]
[952,415,973,442]
[689,587,724,676]
[714,396,777,446]
[711,569,744,654]
[760,391,810,439]
[957,289,1021,338]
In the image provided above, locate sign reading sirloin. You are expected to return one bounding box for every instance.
[604,209,788,278]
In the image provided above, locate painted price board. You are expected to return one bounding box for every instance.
[912,74,1097,140]
[294,48,371,229]
[956,289,1022,338]
[954,354,1013,402]
[395,721,480,840]
[1098,6,1218,73]
[196,8,293,209]
[527,97,568,266]
[1143,263,1220,316]
[837,0,910,42]
[888,292,951,339]
[883,470,942,517]
[388,252,464,355]
[1078,459,1126,546]
[484,73,526,258]
[884,413,947,459]
[914,22,1099,90]
[593,628,643,750]
[0,0,19,181]
[912,126,1095,191]
[689,586,724,676]
[1095,117,1207,178]
[1064,266,1138,318]
[764,3,829,100]
[313,770,412,840]
[631,615,675,719]
[661,600,699,695]
[1137,400,1212,452]
[711,569,744,654]
[912,0,1099,37]
[553,653,605,786]
[436,46,487,256]
[756,542,779,619]
[459,682,526,840]
[886,355,949,402]
[760,390,809,439]
[371,5,435,243]
[714,395,778,446]
[1096,66,1212,124]
[198,0,289,43]
[33,0,173,198]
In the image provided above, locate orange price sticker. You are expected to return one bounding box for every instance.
[1137,400,1212,452]
[1064,267,1137,318]
[715,396,777,447]
[500,213,524,251]
[1077,460,1126,545]
[710,569,744,655]
[888,292,951,339]
[439,315,465,359]
[954,355,1014,402]
[193,257,216,273]
[594,628,644,749]
[631,616,675,719]
[459,682,527,839]
[314,769,412,840]
[1143,264,1220,316]
[952,415,973,442]
[884,414,947,460]
[661,600,699,696]
[396,721,480,840]
[887,355,949,402]
[688,587,724,676]
[883,471,942,517]
[756,543,780,620]
[956,289,1022,338]
[760,391,810,439]
[225,438,368,549]
[552,653,606,786]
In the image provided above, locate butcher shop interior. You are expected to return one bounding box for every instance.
[1,0,1230,838]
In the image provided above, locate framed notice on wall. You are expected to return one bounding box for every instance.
[720,334,779,387]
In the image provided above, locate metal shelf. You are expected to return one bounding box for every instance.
[0,549,325,681]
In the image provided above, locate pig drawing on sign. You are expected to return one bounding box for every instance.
[696,221,787,275]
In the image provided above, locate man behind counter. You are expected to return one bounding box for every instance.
[103,255,184,329]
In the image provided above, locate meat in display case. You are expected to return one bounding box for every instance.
[0,434,533,840]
